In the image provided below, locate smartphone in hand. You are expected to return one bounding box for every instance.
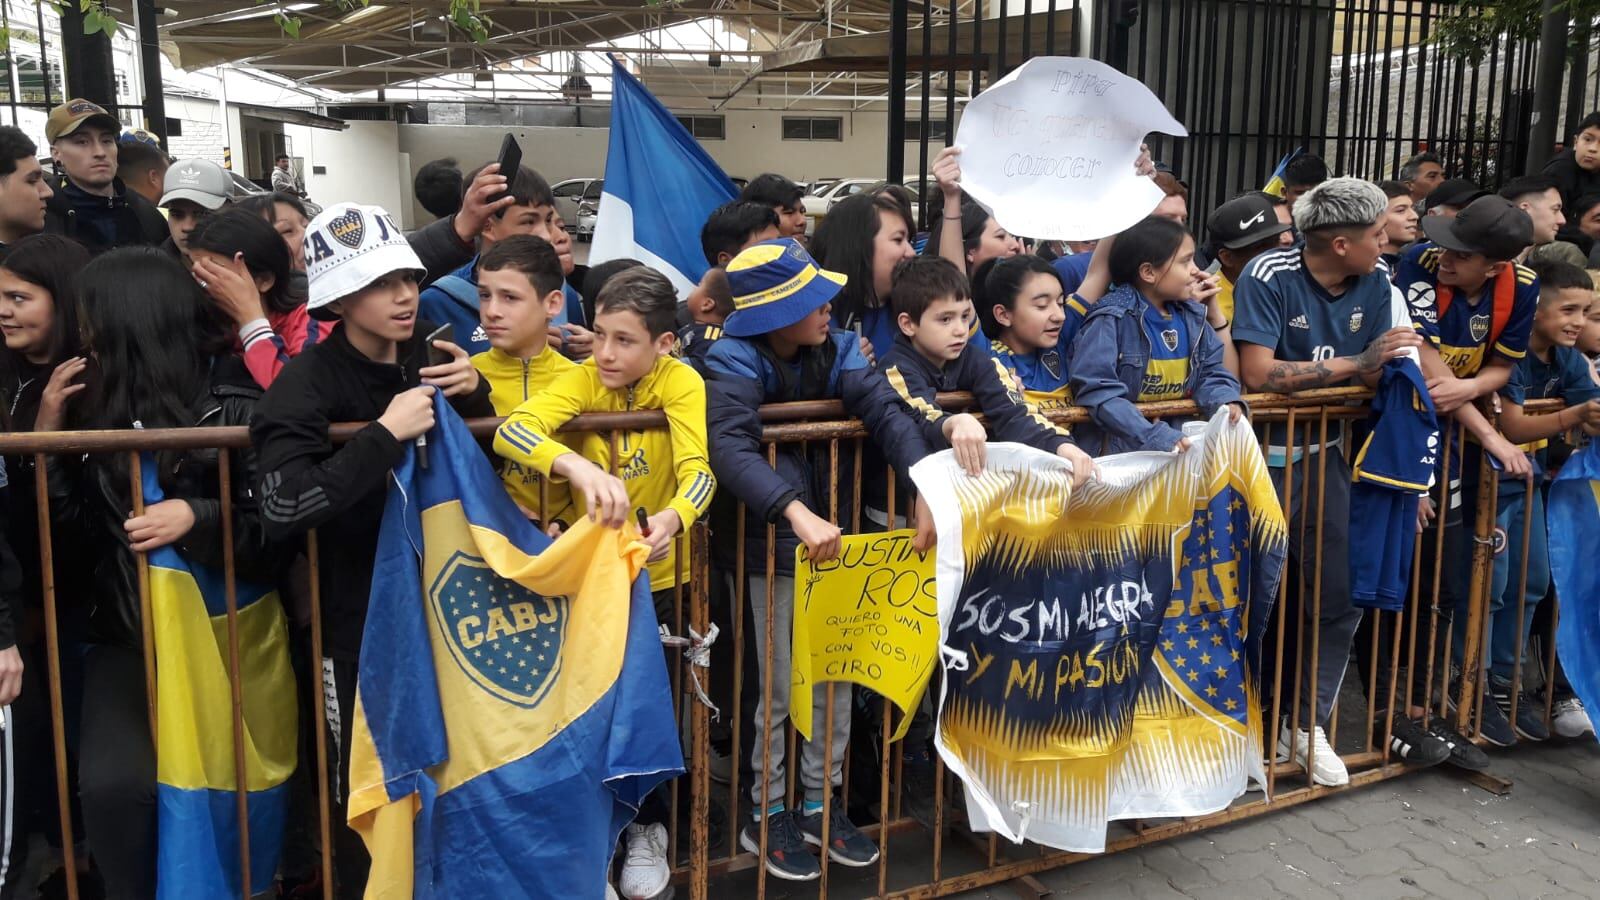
[492,134,522,205]
[424,322,455,367]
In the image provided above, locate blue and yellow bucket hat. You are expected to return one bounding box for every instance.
[723,238,848,338]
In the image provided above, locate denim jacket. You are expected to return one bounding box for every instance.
[1067,284,1242,456]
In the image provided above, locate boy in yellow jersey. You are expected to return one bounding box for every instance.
[492,264,713,900]
[469,234,584,530]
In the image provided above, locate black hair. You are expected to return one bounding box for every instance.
[1283,153,1329,188]
[739,173,804,210]
[811,192,915,325]
[581,257,644,325]
[973,254,1061,339]
[187,207,297,314]
[270,191,308,220]
[116,139,168,182]
[923,200,990,263]
[1529,259,1595,295]
[275,153,290,162]
[0,234,89,383]
[1498,174,1560,203]
[700,201,780,267]
[78,247,231,431]
[0,127,35,179]
[1378,180,1411,200]
[235,191,310,224]
[889,256,969,323]
[1107,216,1192,287]
[463,162,554,215]
[476,234,565,298]
[1573,192,1600,222]
[415,157,463,219]
[1578,112,1600,135]
[698,267,735,319]
[596,265,678,338]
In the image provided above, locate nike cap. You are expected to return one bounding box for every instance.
[1419,194,1534,262]
[1206,194,1292,251]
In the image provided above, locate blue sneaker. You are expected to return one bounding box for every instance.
[739,810,820,882]
[797,802,881,867]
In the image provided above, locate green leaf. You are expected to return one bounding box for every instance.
[82,10,102,35]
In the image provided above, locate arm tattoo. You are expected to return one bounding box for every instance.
[1262,359,1335,392]
[1352,340,1385,373]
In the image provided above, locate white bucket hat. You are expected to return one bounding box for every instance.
[304,203,426,320]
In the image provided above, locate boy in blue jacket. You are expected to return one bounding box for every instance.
[704,238,933,882]
[881,255,1096,477]
[1068,216,1243,456]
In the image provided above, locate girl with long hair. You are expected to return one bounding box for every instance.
[45,247,283,900]
[810,192,917,357]
[188,206,321,389]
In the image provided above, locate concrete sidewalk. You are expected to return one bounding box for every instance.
[954,739,1600,899]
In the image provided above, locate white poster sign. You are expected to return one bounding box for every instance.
[953,56,1187,241]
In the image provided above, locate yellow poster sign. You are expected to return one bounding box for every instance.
[791,529,938,742]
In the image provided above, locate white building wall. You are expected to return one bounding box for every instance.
[302,120,405,214]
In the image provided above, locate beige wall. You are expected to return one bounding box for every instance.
[394,107,961,228]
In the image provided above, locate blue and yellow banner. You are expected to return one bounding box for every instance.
[146,457,296,900]
[911,411,1285,852]
[348,396,682,898]
[1262,147,1303,198]
[1548,440,1600,740]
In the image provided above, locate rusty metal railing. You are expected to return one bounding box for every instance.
[0,389,1570,899]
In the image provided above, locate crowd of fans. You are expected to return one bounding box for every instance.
[1,95,1599,899]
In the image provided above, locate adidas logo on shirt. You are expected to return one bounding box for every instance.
[1289,314,1310,330]
[471,325,488,344]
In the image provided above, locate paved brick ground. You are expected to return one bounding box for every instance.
[951,738,1600,899]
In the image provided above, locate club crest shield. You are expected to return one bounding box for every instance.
[1161,328,1180,352]
[328,209,366,249]
[1470,313,1491,343]
[1348,308,1364,332]
[430,550,567,708]
[1042,349,1062,380]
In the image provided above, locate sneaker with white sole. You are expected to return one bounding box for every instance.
[1552,698,1595,738]
[619,822,671,899]
[1381,714,1451,767]
[1427,717,1491,771]
[1278,723,1349,786]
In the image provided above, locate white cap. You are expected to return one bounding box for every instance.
[304,203,426,320]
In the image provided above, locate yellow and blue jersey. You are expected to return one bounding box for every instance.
[1397,243,1537,377]
[989,338,1072,414]
[471,345,585,527]
[1136,301,1191,401]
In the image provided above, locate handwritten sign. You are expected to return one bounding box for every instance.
[953,56,1187,241]
[791,530,939,742]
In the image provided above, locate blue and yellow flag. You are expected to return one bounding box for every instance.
[146,457,296,900]
[1547,440,1600,740]
[348,396,682,898]
[911,411,1285,852]
[1262,147,1303,198]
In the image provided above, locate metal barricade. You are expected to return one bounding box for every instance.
[0,390,1569,899]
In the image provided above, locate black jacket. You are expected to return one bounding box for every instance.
[879,333,1072,454]
[46,355,284,649]
[1544,149,1600,246]
[249,321,494,662]
[703,330,932,575]
[43,177,167,253]
[407,215,477,290]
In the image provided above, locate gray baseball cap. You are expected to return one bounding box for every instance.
[160,158,231,210]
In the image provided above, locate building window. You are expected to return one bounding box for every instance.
[675,114,726,140]
[782,117,843,141]
[904,119,949,142]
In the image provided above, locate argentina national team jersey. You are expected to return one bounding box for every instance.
[989,338,1072,412]
[1233,246,1405,459]
[1137,302,1190,401]
[1395,243,1537,377]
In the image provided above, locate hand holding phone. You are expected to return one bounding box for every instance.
[492,134,522,206]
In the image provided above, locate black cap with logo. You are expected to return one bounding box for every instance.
[1206,194,1292,251]
[1419,195,1534,262]
[1423,178,1489,213]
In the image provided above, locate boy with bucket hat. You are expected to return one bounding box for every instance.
[249,202,493,894]
[703,238,935,881]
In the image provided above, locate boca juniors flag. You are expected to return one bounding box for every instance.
[347,396,682,897]
[911,411,1286,852]
[1548,440,1600,739]
[145,456,297,900]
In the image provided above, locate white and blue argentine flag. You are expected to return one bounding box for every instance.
[591,56,737,298]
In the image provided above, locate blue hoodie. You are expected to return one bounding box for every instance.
[418,257,586,356]
[1067,284,1241,456]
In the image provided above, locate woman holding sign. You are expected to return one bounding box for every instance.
[1066,216,1244,456]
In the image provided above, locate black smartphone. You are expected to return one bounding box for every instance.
[492,133,522,203]
[424,322,454,367]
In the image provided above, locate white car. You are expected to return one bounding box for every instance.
[575,179,604,240]
[551,177,599,231]
[801,178,879,234]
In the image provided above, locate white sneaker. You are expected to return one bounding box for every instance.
[708,743,732,785]
[1278,724,1349,787]
[619,822,671,899]
[1553,698,1595,739]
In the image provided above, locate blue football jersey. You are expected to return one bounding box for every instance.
[989,338,1072,413]
[1395,243,1537,377]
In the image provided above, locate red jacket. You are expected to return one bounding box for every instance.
[240,305,323,389]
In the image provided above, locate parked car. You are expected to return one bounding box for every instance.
[801,178,879,235]
[575,179,604,241]
[552,177,599,232]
